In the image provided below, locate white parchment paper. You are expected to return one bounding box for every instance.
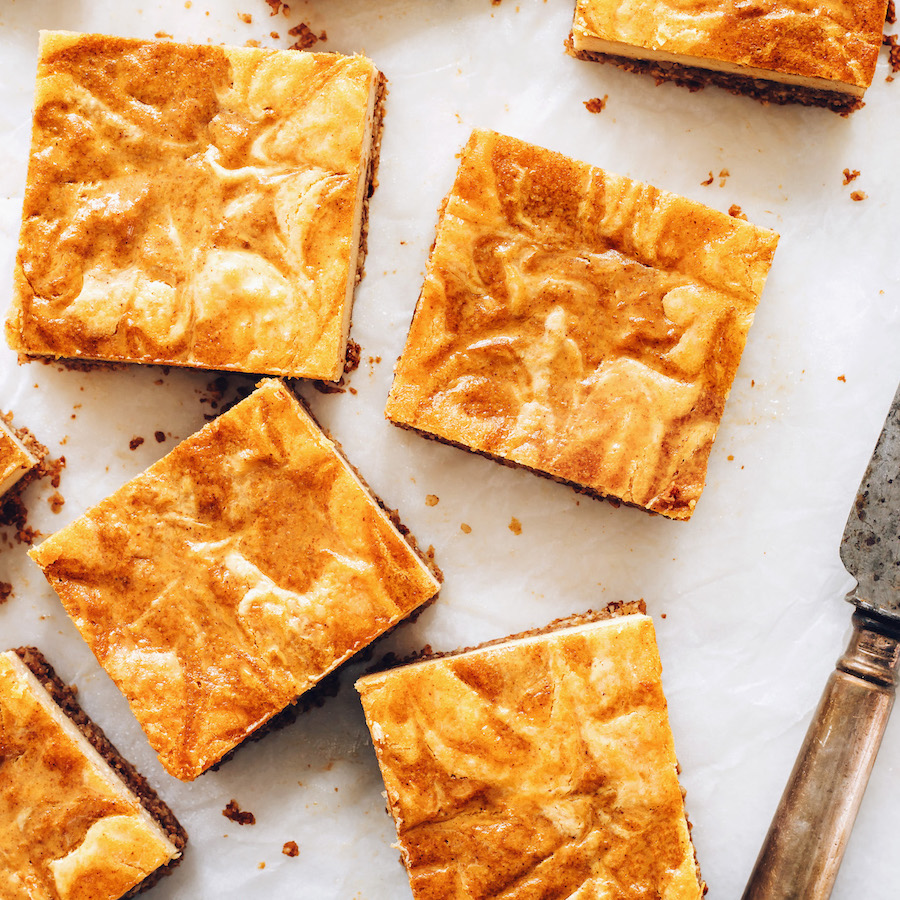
[1,1,899,897]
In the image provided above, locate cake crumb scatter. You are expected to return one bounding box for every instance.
[223,800,256,825]
[48,492,65,514]
[155,431,167,443]
[425,495,439,507]
[282,841,300,857]
[460,523,472,534]
[509,517,522,535]
[887,0,896,22]
[850,190,868,201]
[238,12,253,23]
[155,31,173,39]
[700,172,714,186]
[129,437,145,451]
[583,95,608,113]
[288,22,326,50]
[728,204,747,220]
[838,374,847,382]
[718,168,730,186]
[884,34,900,75]
[0,582,12,605]
[842,168,861,185]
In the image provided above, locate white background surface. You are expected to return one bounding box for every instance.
[1,1,899,897]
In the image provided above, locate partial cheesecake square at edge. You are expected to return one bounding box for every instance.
[0,647,186,900]
[28,379,442,781]
[569,0,889,113]
[355,606,704,899]
[0,412,42,497]
[385,129,778,520]
[7,31,386,380]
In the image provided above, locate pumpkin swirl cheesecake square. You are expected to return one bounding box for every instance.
[386,129,779,520]
[0,647,186,900]
[28,379,441,781]
[7,31,385,380]
[568,0,890,113]
[356,605,704,899]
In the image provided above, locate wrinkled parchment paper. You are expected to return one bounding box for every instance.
[1,1,899,896]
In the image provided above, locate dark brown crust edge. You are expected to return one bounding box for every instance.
[11,647,187,897]
[387,417,694,520]
[565,35,864,114]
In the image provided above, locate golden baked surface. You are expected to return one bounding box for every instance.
[356,614,703,900]
[0,417,36,496]
[0,651,176,900]
[572,0,887,90]
[29,380,440,781]
[386,130,778,520]
[8,31,381,380]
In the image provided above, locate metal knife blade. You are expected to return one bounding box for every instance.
[840,382,900,619]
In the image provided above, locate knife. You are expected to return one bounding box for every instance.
[743,381,900,900]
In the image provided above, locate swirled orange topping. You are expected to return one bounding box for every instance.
[30,380,440,780]
[0,651,180,900]
[572,0,888,94]
[7,32,382,380]
[386,130,778,519]
[356,613,703,899]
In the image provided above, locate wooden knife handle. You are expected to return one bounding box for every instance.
[742,609,900,900]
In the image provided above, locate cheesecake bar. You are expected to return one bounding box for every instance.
[569,0,890,113]
[7,31,386,380]
[29,379,441,781]
[0,647,186,900]
[386,130,778,520]
[0,413,41,498]
[356,606,704,899]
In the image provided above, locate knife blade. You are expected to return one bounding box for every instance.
[743,381,900,900]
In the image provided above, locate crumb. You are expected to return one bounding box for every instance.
[282,841,300,857]
[885,34,900,75]
[245,39,262,47]
[425,494,439,507]
[154,31,174,39]
[701,172,714,186]
[129,436,145,451]
[271,31,280,38]
[348,386,358,395]
[344,340,362,374]
[288,22,322,50]
[888,0,897,22]
[583,95,608,113]
[265,0,283,12]
[728,204,747,220]
[48,492,65,514]
[727,455,735,461]
[508,517,522,535]
[661,613,667,619]
[718,168,730,186]
[155,431,167,443]
[0,582,12,605]
[238,12,253,23]
[258,862,266,870]
[460,522,472,534]
[838,374,847,382]
[223,800,256,825]
[850,190,868,201]
[492,0,502,4]
[311,379,346,395]
[842,168,861,185]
